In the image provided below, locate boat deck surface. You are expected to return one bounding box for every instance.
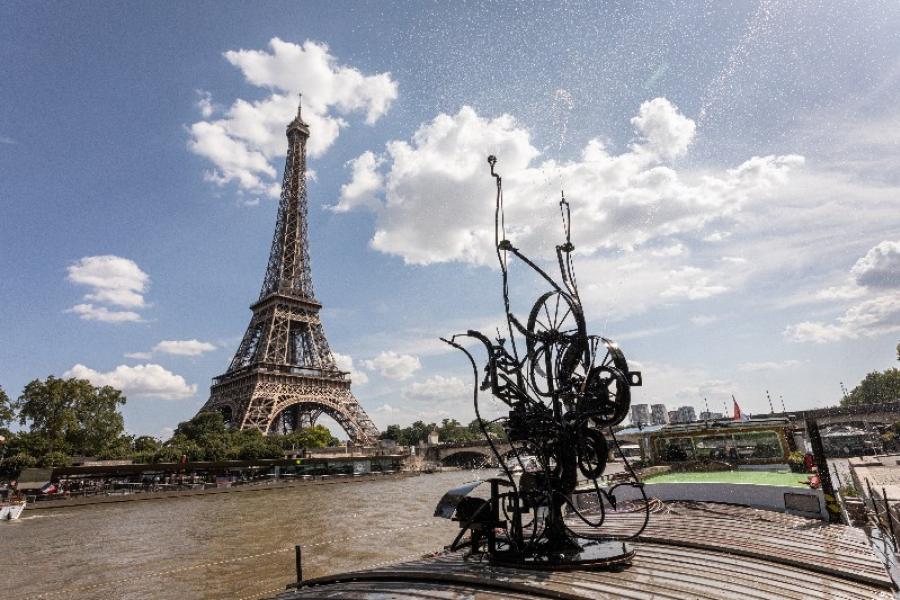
[276,501,895,599]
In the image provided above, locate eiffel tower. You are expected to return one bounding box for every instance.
[199,96,379,444]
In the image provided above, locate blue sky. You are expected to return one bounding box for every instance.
[2,2,899,439]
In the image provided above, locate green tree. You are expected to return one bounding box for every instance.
[467,418,506,439]
[237,437,283,460]
[438,418,476,443]
[0,452,37,480]
[276,425,338,449]
[18,376,126,456]
[68,384,128,456]
[168,412,233,461]
[174,411,228,439]
[134,436,162,453]
[5,430,48,459]
[841,368,900,406]
[17,377,75,454]
[97,435,134,460]
[39,451,73,468]
[381,424,403,442]
[0,385,14,429]
[151,445,184,463]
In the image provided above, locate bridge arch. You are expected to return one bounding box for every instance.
[439,447,498,468]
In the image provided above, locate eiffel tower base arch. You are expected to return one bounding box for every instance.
[201,370,378,444]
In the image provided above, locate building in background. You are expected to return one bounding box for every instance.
[631,404,651,427]
[673,406,696,424]
[651,404,669,425]
[668,410,678,423]
[699,411,724,421]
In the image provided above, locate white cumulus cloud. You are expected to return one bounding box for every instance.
[785,295,900,343]
[336,100,802,267]
[404,375,470,402]
[363,351,421,380]
[786,240,900,343]
[661,267,730,300]
[189,38,398,199]
[66,303,142,323]
[67,255,149,309]
[332,352,369,384]
[630,97,696,159]
[737,360,803,372]
[64,363,197,399]
[153,339,217,356]
[851,240,900,288]
[332,151,383,212]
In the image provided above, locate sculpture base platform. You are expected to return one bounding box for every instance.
[490,540,634,571]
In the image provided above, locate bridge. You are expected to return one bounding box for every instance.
[774,402,900,431]
[425,440,513,467]
[426,403,900,466]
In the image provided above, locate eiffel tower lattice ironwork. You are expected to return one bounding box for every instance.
[199,97,379,444]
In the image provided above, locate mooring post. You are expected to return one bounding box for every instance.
[488,479,499,554]
[295,545,303,583]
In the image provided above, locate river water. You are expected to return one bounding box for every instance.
[3,470,488,600]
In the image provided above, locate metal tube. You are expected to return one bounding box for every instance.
[883,487,897,550]
[295,544,303,583]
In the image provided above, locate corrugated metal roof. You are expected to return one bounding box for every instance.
[570,500,892,589]
[277,501,895,600]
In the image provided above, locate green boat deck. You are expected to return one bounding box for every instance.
[644,470,809,487]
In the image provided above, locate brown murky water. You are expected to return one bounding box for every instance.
[3,470,486,600]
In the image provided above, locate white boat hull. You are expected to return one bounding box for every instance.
[1,501,26,520]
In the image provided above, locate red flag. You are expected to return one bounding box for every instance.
[732,396,743,421]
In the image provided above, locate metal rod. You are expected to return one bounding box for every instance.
[295,544,303,583]
[883,487,898,550]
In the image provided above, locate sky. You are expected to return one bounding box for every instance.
[1,1,899,439]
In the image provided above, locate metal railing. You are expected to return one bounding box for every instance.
[863,476,900,552]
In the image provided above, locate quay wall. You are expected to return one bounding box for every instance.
[25,471,415,511]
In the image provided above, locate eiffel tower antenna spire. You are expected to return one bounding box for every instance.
[199,101,378,443]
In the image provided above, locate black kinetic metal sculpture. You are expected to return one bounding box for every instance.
[435,155,648,569]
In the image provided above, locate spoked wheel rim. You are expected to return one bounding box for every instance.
[525,290,587,398]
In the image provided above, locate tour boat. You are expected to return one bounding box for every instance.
[0,499,26,521]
